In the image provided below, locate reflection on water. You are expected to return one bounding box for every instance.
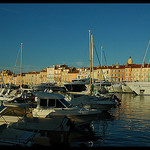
[70,94,150,147]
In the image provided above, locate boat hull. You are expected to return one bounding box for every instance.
[126,82,150,95]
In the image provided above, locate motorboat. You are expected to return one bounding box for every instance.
[105,83,123,93]
[65,93,117,112]
[0,123,40,147]
[32,91,101,125]
[125,81,150,95]
[8,116,71,146]
[121,83,134,93]
[63,77,91,92]
[30,83,66,92]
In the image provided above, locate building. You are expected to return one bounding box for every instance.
[47,67,55,83]
[15,73,26,86]
[25,71,40,85]
[97,66,111,82]
[0,70,13,85]
[67,70,79,82]
[110,64,125,82]
[2,56,150,86]
[131,63,150,82]
[39,69,47,84]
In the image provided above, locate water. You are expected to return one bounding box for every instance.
[70,94,150,147]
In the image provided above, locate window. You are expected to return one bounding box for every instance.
[40,99,47,106]
[56,100,65,108]
[48,99,55,107]
[60,99,70,107]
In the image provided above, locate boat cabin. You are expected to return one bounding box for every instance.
[34,92,71,109]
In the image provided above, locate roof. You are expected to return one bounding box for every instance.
[26,71,40,74]
[33,91,65,99]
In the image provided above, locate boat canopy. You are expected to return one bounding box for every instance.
[33,91,65,100]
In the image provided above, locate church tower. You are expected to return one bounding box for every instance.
[128,56,133,64]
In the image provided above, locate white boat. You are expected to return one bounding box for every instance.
[65,92,117,111]
[121,83,134,93]
[125,81,150,95]
[105,83,123,93]
[32,91,102,124]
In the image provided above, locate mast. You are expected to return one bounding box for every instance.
[101,46,103,68]
[89,30,92,89]
[20,43,23,89]
[91,34,94,84]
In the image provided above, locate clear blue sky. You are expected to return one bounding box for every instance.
[1,3,150,73]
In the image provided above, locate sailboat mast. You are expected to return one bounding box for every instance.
[20,43,23,88]
[89,30,92,87]
[91,34,94,84]
[101,46,103,68]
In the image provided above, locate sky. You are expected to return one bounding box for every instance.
[0,3,150,73]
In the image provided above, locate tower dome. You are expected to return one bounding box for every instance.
[128,56,133,64]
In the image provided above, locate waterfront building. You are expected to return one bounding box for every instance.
[61,67,70,83]
[39,69,47,84]
[67,70,79,82]
[110,64,125,82]
[2,57,150,86]
[86,67,98,81]
[77,67,89,79]
[47,67,55,83]
[97,66,111,82]
[25,71,40,85]
[15,73,26,86]
[0,70,13,85]
[131,62,150,82]
[53,64,69,85]
[124,57,133,81]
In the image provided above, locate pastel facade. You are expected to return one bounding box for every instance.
[2,57,150,86]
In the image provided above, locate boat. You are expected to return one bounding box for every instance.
[0,99,32,125]
[32,91,101,125]
[30,83,66,93]
[125,81,150,95]
[105,83,123,93]
[8,116,71,146]
[0,123,40,147]
[65,92,118,111]
[125,40,150,95]
[121,83,134,93]
[63,78,89,92]
[0,89,22,101]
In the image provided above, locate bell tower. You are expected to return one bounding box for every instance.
[128,56,133,64]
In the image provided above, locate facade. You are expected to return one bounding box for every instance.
[97,66,111,82]
[39,69,47,84]
[25,71,40,85]
[47,67,55,83]
[110,64,125,82]
[67,70,79,82]
[15,73,26,86]
[0,70,13,85]
[2,57,150,86]
[131,63,150,82]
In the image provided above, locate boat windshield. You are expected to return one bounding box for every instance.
[59,99,72,108]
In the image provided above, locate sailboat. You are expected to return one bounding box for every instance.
[64,30,118,111]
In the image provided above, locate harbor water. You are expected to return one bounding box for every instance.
[70,94,150,147]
